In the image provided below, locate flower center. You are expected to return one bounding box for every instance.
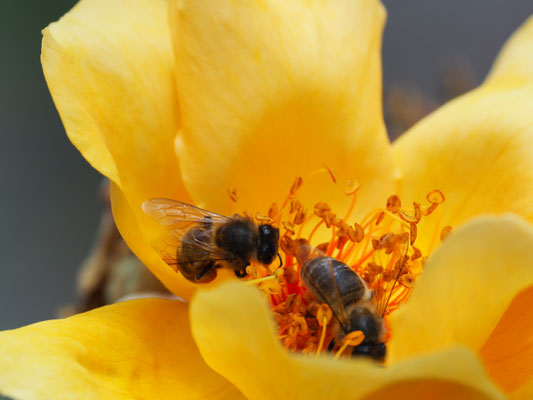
[237,175,448,359]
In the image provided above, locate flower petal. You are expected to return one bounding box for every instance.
[190,282,504,400]
[110,183,196,299]
[480,286,533,396]
[42,0,194,295]
[169,0,397,217]
[392,16,533,252]
[389,214,533,393]
[0,299,243,400]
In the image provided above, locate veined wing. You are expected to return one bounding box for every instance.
[142,198,233,267]
[142,198,230,227]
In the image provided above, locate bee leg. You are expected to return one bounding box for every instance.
[196,261,216,281]
[234,269,247,278]
[327,339,336,352]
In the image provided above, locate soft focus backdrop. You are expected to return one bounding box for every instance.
[1,0,532,330]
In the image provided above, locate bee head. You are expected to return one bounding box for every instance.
[256,224,279,264]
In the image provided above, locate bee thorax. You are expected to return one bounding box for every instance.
[215,218,256,263]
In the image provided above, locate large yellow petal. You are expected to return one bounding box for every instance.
[190,282,504,400]
[42,0,193,295]
[392,16,533,252]
[0,299,244,400]
[169,0,397,218]
[389,214,533,395]
[110,183,196,299]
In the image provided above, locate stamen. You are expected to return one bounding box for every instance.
[334,331,365,359]
[244,275,277,285]
[322,163,337,183]
[245,177,448,359]
[227,185,238,202]
[316,316,328,357]
[290,177,304,195]
[315,304,332,357]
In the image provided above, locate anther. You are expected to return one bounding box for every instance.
[293,209,306,225]
[290,177,304,195]
[345,179,361,196]
[334,331,365,359]
[399,273,416,288]
[386,195,401,211]
[314,202,331,218]
[410,247,422,260]
[324,211,336,228]
[366,262,383,275]
[282,266,299,284]
[440,225,452,241]
[375,211,385,226]
[427,189,445,204]
[316,303,333,325]
[283,221,296,234]
[255,212,273,224]
[289,197,300,213]
[409,223,417,245]
[268,202,279,219]
[227,186,238,202]
[350,223,365,243]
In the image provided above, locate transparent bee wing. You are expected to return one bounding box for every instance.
[142,198,230,227]
[142,199,234,267]
[327,257,348,326]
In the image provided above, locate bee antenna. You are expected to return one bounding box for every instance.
[277,252,283,268]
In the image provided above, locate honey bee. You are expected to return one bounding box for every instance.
[142,199,280,283]
[297,242,406,361]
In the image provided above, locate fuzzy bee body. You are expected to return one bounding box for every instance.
[300,255,386,361]
[143,199,279,283]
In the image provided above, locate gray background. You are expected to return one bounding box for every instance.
[1,0,532,330]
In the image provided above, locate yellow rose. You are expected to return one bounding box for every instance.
[1,1,533,399]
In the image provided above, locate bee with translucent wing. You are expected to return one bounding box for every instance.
[142,199,280,283]
[297,238,408,361]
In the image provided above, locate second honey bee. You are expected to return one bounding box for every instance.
[142,199,280,283]
[296,241,405,361]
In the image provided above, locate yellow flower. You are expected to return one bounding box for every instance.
[2,0,533,399]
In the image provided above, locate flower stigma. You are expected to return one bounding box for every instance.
[238,173,449,362]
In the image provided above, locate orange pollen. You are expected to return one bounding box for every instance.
[243,179,448,359]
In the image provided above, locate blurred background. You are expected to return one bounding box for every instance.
[1,0,532,330]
